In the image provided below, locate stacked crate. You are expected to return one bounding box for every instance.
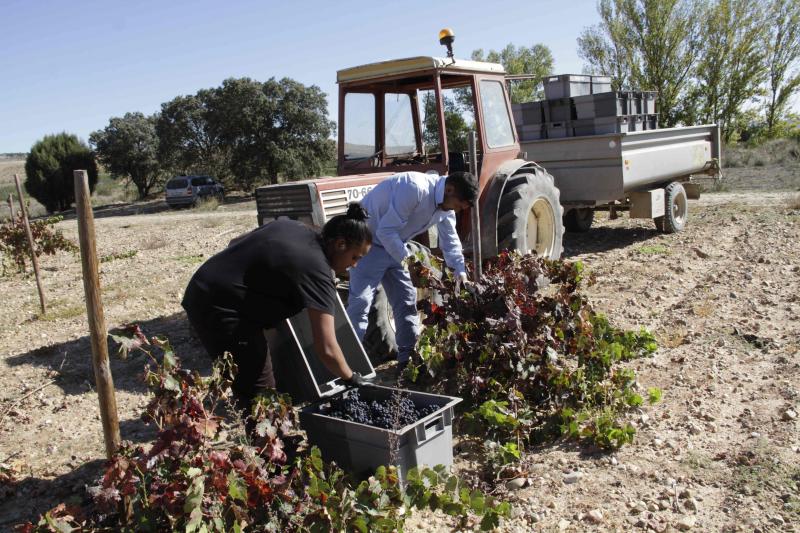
[512,74,658,140]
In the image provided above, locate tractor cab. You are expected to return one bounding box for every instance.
[336,55,520,190]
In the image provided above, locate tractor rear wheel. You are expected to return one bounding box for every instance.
[497,172,564,259]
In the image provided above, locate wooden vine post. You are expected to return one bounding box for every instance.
[74,169,121,459]
[13,174,46,314]
[7,193,14,219]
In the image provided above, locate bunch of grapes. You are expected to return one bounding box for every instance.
[326,390,442,429]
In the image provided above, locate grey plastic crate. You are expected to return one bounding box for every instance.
[628,115,644,132]
[543,74,592,99]
[572,92,630,119]
[591,75,612,94]
[572,115,631,136]
[300,385,462,479]
[643,114,659,130]
[545,121,572,138]
[544,98,576,123]
[512,101,544,126]
[640,92,657,114]
[266,293,376,402]
[518,124,545,141]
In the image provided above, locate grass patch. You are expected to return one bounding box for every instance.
[40,302,85,322]
[731,443,800,520]
[173,254,205,265]
[637,244,670,255]
[786,193,800,210]
[692,299,716,318]
[657,325,688,349]
[140,235,167,251]
[100,250,138,263]
[192,197,220,212]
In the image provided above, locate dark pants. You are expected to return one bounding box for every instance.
[186,312,276,405]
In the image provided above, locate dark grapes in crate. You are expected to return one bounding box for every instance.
[325,389,441,429]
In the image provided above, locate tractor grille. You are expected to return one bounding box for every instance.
[256,183,315,224]
[320,189,348,221]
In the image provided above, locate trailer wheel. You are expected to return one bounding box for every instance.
[564,207,594,233]
[654,182,688,233]
[497,172,564,259]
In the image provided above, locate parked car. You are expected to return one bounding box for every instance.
[165,175,224,208]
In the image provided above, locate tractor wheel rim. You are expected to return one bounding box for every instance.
[527,198,555,256]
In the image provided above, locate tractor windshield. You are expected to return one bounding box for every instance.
[339,73,477,176]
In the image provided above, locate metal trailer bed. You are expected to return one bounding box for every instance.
[519,125,721,206]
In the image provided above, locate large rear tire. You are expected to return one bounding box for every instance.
[654,182,688,233]
[564,207,594,233]
[497,171,564,259]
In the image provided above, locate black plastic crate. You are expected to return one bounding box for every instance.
[590,75,612,94]
[542,74,592,99]
[572,116,632,136]
[545,121,572,138]
[518,124,545,141]
[300,385,462,479]
[573,92,630,119]
[544,98,576,122]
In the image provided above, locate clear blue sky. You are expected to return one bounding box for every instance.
[0,0,604,153]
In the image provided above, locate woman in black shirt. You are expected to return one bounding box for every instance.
[182,204,372,408]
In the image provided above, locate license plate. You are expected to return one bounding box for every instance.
[344,185,374,202]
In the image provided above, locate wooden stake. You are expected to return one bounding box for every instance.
[13,174,46,314]
[7,194,14,219]
[74,169,121,459]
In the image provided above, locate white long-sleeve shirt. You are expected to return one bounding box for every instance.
[359,171,466,276]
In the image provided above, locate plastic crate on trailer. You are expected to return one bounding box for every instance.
[545,121,572,138]
[572,92,630,119]
[543,98,576,123]
[518,124,545,141]
[590,75,612,94]
[542,74,592,99]
[572,116,632,136]
[643,114,659,130]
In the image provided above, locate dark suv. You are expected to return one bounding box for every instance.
[165,175,224,207]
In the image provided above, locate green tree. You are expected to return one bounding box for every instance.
[691,0,767,142]
[578,0,703,126]
[156,91,232,185]
[90,112,164,198]
[764,0,800,137]
[472,44,554,103]
[24,133,98,213]
[157,78,335,190]
[212,77,335,188]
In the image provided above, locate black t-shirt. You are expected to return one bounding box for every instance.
[182,219,336,336]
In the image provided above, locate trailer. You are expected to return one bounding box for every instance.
[519,125,721,232]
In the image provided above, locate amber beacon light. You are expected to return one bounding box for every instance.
[438,28,455,60]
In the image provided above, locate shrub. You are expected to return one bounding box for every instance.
[406,251,659,476]
[18,333,509,531]
[24,133,98,213]
[0,215,77,274]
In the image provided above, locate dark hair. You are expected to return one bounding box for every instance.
[321,203,372,247]
[446,171,479,205]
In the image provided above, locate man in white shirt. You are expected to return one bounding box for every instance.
[347,171,478,369]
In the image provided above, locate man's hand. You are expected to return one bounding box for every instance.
[455,272,475,295]
[343,371,376,388]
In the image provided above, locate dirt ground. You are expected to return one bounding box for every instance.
[1,168,798,531]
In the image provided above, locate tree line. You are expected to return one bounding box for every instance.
[23,1,799,212]
[24,77,335,212]
[577,0,800,142]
